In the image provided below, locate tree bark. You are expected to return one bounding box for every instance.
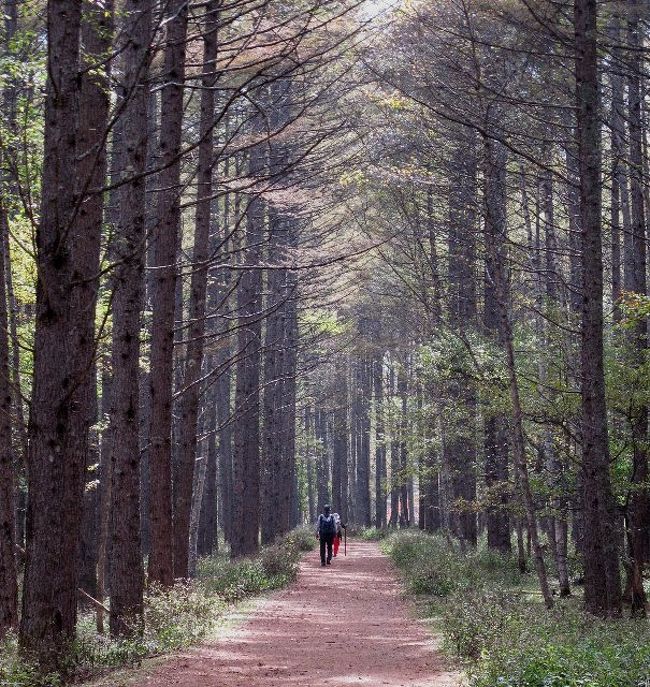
[373,356,387,528]
[574,0,622,617]
[174,0,218,578]
[107,0,151,635]
[231,114,265,557]
[483,147,511,554]
[147,0,188,585]
[484,137,553,608]
[0,190,17,637]
[621,0,649,616]
[198,367,218,557]
[445,139,478,546]
[20,0,108,665]
[356,356,372,527]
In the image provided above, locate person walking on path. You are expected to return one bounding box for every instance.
[316,504,337,566]
[333,512,346,557]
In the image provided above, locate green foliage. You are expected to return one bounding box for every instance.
[0,632,62,687]
[384,530,650,687]
[199,528,314,603]
[70,581,224,678]
[355,527,388,541]
[383,530,521,598]
[459,596,650,687]
[282,526,318,553]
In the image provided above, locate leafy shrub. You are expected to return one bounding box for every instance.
[466,601,650,687]
[0,632,61,687]
[283,526,317,553]
[356,527,388,541]
[144,580,224,651]
[383,530,521,598]
[199,527,312,602]
[71,580,224,677]
[384,530,650,687]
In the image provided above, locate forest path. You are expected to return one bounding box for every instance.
[134,540,460,687]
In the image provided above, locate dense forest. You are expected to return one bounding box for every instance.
[1,0,650,682]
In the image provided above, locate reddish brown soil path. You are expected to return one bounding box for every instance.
[136,540,460,687]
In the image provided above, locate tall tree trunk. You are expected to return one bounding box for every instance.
[315,405,330,513]
[198,362,218,558]
[622,0,648,616]
[388,364,399,527]
[332,404,347,518]
[76,0,114,607]
[231,115,265,557]
[261,75,298,542]
[20,0,110,665]
[0,190,17,638]
[574,0,622,617]
[282,224,299,532]
[374,356,386,528]
[445,137,478,546]
[483,146,511,554]
[214,171,234,545]
[108,0,151,635]
[484,137,553,608]
[147,0,188,585]
[609,14,625,321]
[0,0,18,636]
[398,364,410,528]
[174,0,218,578]
[1,0,27,550]
[356,356,372,526]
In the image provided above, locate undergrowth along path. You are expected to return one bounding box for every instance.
[134,539,460,687]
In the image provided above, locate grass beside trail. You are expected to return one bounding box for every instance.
[0,528,316,687]
[383,529,650,687]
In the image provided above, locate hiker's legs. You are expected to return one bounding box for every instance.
[320,536,327,565]
[333,535,340,557]
[326,534,333,563]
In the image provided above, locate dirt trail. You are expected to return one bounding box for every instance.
[136,540,460,687]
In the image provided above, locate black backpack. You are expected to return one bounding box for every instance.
[320,514,336,536]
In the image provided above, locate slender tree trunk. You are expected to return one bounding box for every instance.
[484,137,552,606]
[108,0,151,635]
[622,0,649,616]
[0,0,18,635]
[574,0,622,616]
[148,0,188,585]
[231,115,265,557]
[315,405,330,513]
[76,0,114,611]
[398,365,409,528]
[174,0,218,578]
[188,403,209,578]
[445,138,478,546]
[483,153,511,553]
[609,14,625,321]
[198,364,218,557]
[339,372,350,524]
[374,356,386,528]
[214,177,234,545]
[356,356,372,526]
[0,194,17,637]
[1,0,27,551]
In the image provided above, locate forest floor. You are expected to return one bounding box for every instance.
[119,540,461,687]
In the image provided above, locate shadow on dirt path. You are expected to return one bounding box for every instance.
[133,540,461,686]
